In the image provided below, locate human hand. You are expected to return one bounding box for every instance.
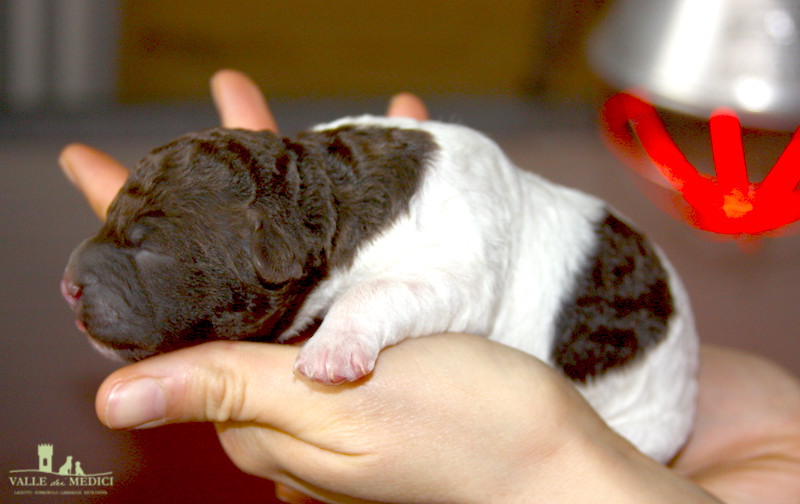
[672,345,800,504]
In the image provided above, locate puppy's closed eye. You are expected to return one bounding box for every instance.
[125,223,152,248]
[124,211,166,248]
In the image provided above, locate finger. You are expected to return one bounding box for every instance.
[387,92,429,120]
[275,483,327,504]
[211,69,279,132]
[95,341,353,432]
[59,143,129,221]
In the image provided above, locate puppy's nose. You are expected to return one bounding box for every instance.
[60,276,82,309]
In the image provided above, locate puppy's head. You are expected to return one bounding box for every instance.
[62,128,334,361]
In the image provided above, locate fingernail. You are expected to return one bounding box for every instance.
[274,486,290,503]
[274,484,304,503]
[105,378,167,429]
[58,152,78,187]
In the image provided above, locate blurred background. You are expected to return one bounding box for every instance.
[0,0,603,108]
[1,1,799,502]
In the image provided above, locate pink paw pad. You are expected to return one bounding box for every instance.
[294,338,379,385]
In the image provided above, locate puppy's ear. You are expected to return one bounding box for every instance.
[250,221,306,285]
[245,136,335,285]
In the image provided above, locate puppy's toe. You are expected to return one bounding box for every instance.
[294,338,379,385]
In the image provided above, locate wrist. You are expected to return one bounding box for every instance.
[495,423,722,504]
[466,374,721,504]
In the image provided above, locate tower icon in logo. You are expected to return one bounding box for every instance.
[38,444,53,473]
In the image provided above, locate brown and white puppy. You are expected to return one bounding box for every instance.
[62,116,698,463]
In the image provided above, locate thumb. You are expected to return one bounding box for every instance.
[95,341,325,430]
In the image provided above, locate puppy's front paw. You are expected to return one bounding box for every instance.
[294,336,380,385]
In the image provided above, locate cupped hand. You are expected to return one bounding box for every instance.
[95,334,642,504]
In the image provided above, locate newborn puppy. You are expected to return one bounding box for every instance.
[62,115,698,462]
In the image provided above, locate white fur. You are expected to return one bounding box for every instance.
[287,115,698,463]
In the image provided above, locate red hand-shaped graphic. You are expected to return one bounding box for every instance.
[601,92,800,235]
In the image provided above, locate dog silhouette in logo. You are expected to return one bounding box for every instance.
[58,456,73,475]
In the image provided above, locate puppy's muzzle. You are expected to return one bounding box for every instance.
[61,240,157,358]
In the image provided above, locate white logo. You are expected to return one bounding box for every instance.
[8,443,113,498]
